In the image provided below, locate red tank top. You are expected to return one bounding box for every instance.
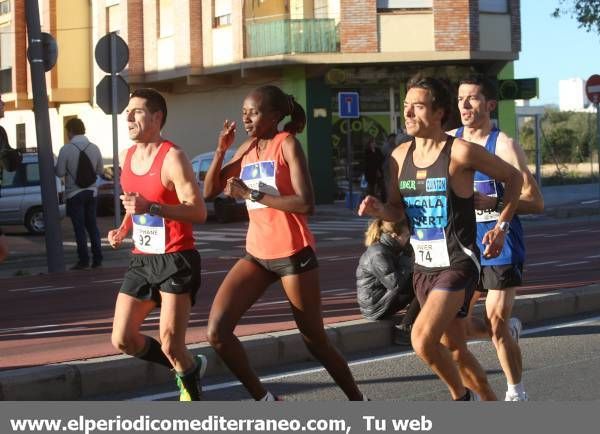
[240,131,315,259]
[120,141,195,255]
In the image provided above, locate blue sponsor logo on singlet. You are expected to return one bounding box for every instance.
[404,195,448,229]
[425,177,447,192]
[133,213,163,227]
[240,161,275,181]
[414,227,445,242]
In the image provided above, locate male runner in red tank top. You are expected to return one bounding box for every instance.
[107,88,208,400]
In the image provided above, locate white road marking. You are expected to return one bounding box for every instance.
[568,229,590,233]
[30,286,76,293]
[585,254,600,259]
[526,261,559,267]
[542,234,568,238]
[0,324,65,334]
[323,237,352,241]
[8,286,53,292]
[581,199,599,205]
[24,327,89,336]
[555,261,590,267]
[130,315,600,401]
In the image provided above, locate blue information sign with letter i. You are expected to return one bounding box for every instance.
[338,92,360,118]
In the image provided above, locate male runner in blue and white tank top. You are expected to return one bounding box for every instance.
[449,75,544,401]
[360,75,523,401]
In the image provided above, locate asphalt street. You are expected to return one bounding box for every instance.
[104,313,600,401]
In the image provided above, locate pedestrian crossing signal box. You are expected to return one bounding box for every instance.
[498,78,538,100]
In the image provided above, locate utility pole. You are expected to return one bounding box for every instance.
[25,0,65,272]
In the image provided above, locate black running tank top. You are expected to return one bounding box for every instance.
[398,136,480,274]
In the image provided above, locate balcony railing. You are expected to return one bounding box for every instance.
[245,19,338,58]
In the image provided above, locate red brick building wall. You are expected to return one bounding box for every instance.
[339,0,377,53]
[126,0,145,78]
[433,0,479,51]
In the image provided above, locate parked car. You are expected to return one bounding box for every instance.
[0,151,66,234]
[96,166,124,216]
[191,150,248,223]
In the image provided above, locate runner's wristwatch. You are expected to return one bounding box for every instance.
[249,189,265,202]
[497,221,510,233]
[148,203,162,216]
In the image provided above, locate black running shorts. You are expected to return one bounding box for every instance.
[120,249,201,306]
[413,265,479,318]
[479,263,523,292]
[243,246,318,277]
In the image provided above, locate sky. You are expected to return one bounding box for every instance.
[515,0,600,106]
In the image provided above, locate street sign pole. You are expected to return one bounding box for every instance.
[25,0,64,273]
[596,102,600,203]
[110,32,121,227]
[346,118,353,207]
[535,113,542,188]
[338,92,360,209]
[585,75,600,204]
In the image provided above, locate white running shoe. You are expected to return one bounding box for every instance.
[508,317,522,343]
[505,391,529,401]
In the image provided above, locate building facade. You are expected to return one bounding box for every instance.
[1,0,522,203]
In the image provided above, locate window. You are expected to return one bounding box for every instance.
[197,159,212,181]
[314,0,329,19]
[376,0,432,9]
[25,163,40,185]
[106,4,121,33]
[0,0,10,16]
[479,0,508,13]
[213,0,232,27]
[15,124,25,151]
[159,0,174,37]
[0,26,12,69]
[1,167,18,187]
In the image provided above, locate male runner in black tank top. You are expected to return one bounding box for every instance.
[359,76,523,401]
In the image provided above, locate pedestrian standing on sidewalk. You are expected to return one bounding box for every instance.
[203,85,367,401]
[359,75,523,400]
[55,118,104,270]
[449,74,544,401]
[107,88,208,401]
[355,218,420,346]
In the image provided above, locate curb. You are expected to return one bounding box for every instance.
[1,283,599,400]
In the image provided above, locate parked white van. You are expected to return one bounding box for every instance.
[0,152,66,234]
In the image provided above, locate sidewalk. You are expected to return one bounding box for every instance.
[0,183,599,399]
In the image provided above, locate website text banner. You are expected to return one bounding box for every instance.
[1,402,597,434]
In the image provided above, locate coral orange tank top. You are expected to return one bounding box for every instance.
[240,132,315,259]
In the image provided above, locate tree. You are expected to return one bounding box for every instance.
[553,0,600,34]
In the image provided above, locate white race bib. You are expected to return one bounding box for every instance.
[411,227,450,268]
[240,161,280,210]
[132,213,166,254]
[474,179,500,223]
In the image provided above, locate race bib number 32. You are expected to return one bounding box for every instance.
[132,213,166,254]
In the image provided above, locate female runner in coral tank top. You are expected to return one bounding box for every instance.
[203,85,366,401]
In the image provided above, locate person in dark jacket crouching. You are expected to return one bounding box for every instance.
[356,219,420,346]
